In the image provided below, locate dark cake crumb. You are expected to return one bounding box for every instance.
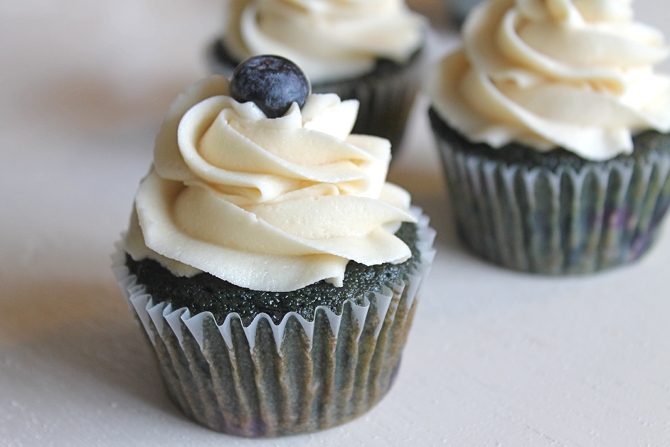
[126,222,421,326]
[428,107,667,172]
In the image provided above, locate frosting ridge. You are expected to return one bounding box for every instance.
[223,0,425,83]
[429,0,670,160]
[125,76,415,292]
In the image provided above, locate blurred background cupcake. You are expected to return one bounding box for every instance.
[207,0,427,154]
[427,0,670,274]
[446,0,482,26]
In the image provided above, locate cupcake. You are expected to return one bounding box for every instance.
[112,56,435,437]
[427,0,670,275]
[207,0,426,153]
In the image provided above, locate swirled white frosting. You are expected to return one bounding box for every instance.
[223,0,424,83]
[124,76,416,292]
[428,0,670,160]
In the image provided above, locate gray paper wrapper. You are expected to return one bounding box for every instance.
[206,40,423,152]
[432,115,670,274]
[112,209,435,437]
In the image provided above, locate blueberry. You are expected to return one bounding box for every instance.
[229,55,311,119]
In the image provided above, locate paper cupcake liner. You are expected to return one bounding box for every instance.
[432,119,670,274]
[112,208,435,437]
[206,40,424,153]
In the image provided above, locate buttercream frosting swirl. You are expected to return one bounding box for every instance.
[428,0,670,160]
[223,0,424,83]
[125,76,416,292]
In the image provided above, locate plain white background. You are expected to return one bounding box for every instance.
[1,0,669,445]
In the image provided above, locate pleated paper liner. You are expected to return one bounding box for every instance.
[206,39,424,153]
[112,209,435,437]
[430,108,670,275]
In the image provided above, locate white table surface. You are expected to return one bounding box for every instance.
[1,1,669,446]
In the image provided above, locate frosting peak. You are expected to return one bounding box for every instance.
[125,76,415,292]
[429,0,670,160]
[223,0,424,83]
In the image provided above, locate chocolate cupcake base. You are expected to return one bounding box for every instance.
[430,108,670,275]
[112,209,435,437]
[207,39,424,153]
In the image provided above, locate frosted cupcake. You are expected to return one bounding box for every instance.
[427,0,670,274]
[208,0,426,152]
[113,56,435,437]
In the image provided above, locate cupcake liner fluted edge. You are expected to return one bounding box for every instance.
[112,208,435,437]
[429,108,670,275]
